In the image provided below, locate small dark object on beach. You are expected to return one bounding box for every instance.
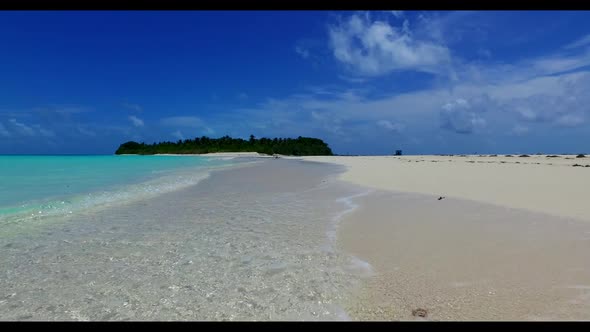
[576,154,586,158]
[519,154,530,157]
[459,155,467,157]
[572,164,583,167]
[505,155,513,157]
[547,155,559,158]
[489,154,497,157]
[438,196,445,200]
[412,308,428,317]
[586,165,590,168]
[467,160,475,163]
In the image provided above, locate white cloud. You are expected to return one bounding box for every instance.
[530,52,590,75]
[564,33,590,49]
[439,98,487,134]
[390,11,404,19]
[295,45,310,59]
[0,123,10,137]
[9,119,35,136]
[161,116,203,128]
[171,130,184,140]
[328,12,451,76]
[128,115,144,127]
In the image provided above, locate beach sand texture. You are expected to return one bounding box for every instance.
[302,154,590,221]
[301,154,590,320]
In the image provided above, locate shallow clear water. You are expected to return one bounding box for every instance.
[0,155,239,226]
[0,159,371,321]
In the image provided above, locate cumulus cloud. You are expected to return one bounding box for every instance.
[328,12,451,76]
[161,116,203,128]
[128,115,144,127]
[440,99,486,134]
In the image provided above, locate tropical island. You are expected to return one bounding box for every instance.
[115,135,334,156]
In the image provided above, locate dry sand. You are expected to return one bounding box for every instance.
[301,154,590,221]
[300,154,590,320]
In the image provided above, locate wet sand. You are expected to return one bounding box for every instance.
[337,191,590,320]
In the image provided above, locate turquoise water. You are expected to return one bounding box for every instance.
[0,155,236,225]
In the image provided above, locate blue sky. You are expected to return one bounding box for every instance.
[1,10,590,155]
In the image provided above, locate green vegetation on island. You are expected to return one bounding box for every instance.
[115,135,334,156]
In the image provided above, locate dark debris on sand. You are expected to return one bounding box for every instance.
[412,308,428,318]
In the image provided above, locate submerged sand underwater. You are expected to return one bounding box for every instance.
[0,159,368,321]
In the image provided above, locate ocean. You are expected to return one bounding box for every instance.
[0,155,240,227]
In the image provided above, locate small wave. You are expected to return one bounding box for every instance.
[0,167,218,227]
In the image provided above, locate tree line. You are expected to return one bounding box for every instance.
[115,135,334,156]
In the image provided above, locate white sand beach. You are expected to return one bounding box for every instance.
[297,154,590,320]
[301,154,590,221]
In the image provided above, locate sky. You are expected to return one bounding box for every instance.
[1,10,590,155]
